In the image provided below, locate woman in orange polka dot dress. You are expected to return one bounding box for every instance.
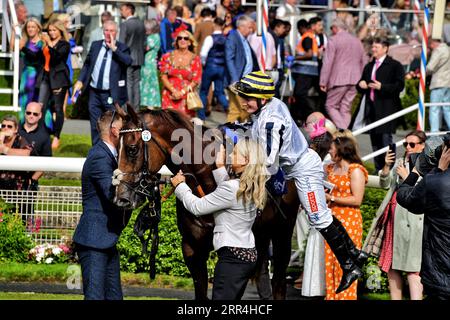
[324,136,368,300]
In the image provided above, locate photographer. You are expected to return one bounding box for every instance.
[396,133,450,300]
[364,130,426,300]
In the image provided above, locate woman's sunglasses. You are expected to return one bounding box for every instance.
[26,111,40,116]
[1,124,13,129]
[177,36,190,41]
[403,141,423,148]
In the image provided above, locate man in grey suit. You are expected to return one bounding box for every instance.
[119,3,146,109]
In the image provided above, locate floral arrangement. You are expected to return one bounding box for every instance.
[28,243,72,264]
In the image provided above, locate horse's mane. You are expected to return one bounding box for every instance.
[140,109,195,133]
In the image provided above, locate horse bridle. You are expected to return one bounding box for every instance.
[115,118,207,201]
[114,119,169,201]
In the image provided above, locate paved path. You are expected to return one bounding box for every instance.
[0,280,310,300]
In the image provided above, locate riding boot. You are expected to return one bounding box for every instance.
[319,219,363,294]
[332,216,369,268]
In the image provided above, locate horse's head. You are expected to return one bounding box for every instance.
[113,104,168,210]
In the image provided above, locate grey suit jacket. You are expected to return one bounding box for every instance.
[174,167,257,251]
[119,16,146,66]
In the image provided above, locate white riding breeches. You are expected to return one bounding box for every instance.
[284,148,333,230]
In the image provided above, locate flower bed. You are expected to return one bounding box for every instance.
[28,243,73,264]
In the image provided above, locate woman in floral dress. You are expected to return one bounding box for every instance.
[140,19,162,109]
[159,29,202,118]
[324,136,368,300]
[16,18,45,124]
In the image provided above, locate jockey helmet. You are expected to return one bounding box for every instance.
[232,71,275,100]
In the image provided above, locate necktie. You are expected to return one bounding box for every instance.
[370,59,380,101]
[97,46,109,90]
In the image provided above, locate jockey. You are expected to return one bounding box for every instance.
[231,71,368,294]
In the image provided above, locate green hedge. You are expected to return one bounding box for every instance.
[0,200,35,263]
[117,189,217,279]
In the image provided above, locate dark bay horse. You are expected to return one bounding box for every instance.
[113,105,299,300]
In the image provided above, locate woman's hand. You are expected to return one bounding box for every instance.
[215,145,226,168]
[396,162,408,180]
[170,90,182,100]
[438,146,450,171]
[381,150,396,175]
[170,170,185,188]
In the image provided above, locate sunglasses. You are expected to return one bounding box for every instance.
[1,124,13,129]
[26,111,40,116]
[403,141,423,148]
[177,36,190,41]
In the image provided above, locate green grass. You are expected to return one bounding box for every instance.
[53,133,91,158]
[0,292,170,300]
[360,292,391,300]
[0,262,194,291]
[39,179,81,187]
[0,59,13,108]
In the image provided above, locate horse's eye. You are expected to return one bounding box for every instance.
[126,145,139,157]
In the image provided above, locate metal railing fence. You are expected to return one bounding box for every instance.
[0,186,82,245]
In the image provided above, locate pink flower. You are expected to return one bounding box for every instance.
[59,244,71,254]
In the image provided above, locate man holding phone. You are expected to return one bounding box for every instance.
[73,20,132,145]
[356,37,405,171]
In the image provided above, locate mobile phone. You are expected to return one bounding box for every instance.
[72,90,80,103]
[323,180,335,193]
[389,143,396,156]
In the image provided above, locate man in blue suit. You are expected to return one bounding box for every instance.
[225,14,259,123]
[73,20,132,145]
[73,110,131,300]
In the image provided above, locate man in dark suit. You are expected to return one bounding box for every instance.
[73,110,131,300]
[73,20,132,145]
[225,14,259,123]
[355,37,405,171]
[119,2,146,109]
[160,8,177,54]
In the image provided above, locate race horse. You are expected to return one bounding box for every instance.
[113,104,300,300]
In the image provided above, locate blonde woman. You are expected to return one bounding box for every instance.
[159,29,202,118]
[171,139,270,300]
[16,18,45,124]
[39,19,71,150]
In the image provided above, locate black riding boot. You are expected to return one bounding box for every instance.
[319,218,363,294]
[332,216,369,268]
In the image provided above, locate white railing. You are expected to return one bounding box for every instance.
[0,155,174,176]
[353,102,450,161]
[1,100,449,186]
[0,0,20,112]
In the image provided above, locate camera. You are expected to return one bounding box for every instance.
[414,132,450,175]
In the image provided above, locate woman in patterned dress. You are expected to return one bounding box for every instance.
[15,18,45,125]
[159,29,202,118]
[324,136,368,300]
[141,19,162,110]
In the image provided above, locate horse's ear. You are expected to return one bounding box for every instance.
[115,102,127,118]
[125,102,139,124]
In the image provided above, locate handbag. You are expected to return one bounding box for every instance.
[186,87,203,111]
